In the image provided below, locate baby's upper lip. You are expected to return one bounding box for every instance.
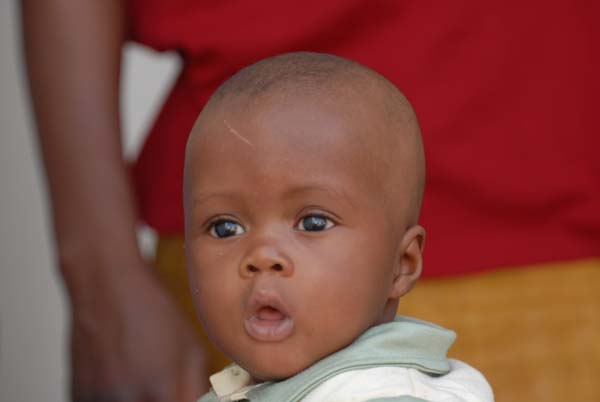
[246,287,290,318]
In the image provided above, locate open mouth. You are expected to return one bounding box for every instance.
[244,294,294,342]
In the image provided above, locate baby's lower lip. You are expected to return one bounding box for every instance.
[244,307,294,342]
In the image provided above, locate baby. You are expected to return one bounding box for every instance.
[183,52,493,402]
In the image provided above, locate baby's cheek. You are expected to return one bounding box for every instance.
[194,285,234,341]
[188,267,222,314]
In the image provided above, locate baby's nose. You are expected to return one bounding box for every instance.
[239,244,294,278]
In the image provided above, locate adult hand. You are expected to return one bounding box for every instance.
[69,268,208,402]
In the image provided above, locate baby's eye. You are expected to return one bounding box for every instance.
[209,220,245,238]
[297,215,335,232]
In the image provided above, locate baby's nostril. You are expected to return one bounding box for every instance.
[272,263,283,272]
[248,265,259,273]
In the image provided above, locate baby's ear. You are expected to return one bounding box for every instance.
[389,225,425,299]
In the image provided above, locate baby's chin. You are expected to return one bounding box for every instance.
[235,348,321,382]
[242,358,311,383]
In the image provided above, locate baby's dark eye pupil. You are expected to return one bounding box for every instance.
[302,216,327,231]
[214,221,239,237]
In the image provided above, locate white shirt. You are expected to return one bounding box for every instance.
[302,359,493,402]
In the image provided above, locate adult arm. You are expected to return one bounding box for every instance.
[20,1,207,400]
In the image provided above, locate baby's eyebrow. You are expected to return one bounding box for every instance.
[191,185,357,209]
[192,192,243,206]
[283,184,356,208]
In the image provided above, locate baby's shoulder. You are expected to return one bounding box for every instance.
[301,359,493,402]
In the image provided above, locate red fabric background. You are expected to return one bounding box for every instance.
[128,0,600,276]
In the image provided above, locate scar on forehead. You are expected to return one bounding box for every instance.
[223,119,254,148]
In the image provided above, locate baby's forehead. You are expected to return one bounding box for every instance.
[211,79,394,136]
[197,87,399,175]
[195,97,415,211]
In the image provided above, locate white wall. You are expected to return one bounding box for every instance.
[0,1,179,400]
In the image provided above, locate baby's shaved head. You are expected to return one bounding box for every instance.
[211,52,372,100]
[188,52,425,227]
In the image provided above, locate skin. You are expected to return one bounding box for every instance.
[184,82,425,381]
[20,1,206,400]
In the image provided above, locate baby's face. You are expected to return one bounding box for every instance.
[185,92,410,380]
